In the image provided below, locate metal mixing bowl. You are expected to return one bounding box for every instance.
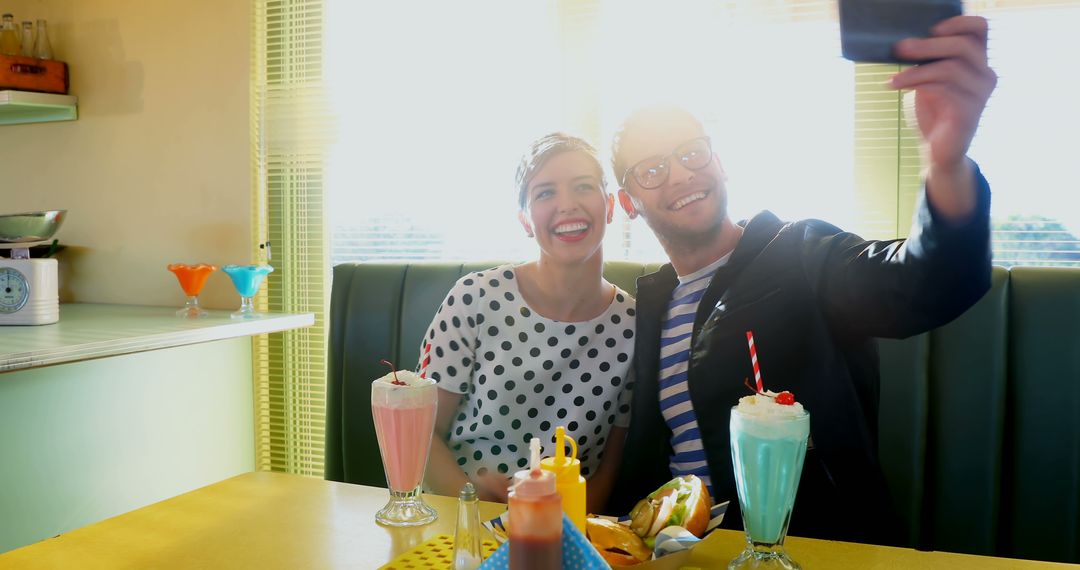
[0,210,68,243]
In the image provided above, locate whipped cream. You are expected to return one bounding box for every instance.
[371,370,437,408]
[372,370,433,387]
[735,391,806,417]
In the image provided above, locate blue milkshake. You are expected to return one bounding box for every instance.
[728,394,809,570]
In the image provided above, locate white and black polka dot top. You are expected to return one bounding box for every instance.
[419,263,636,482]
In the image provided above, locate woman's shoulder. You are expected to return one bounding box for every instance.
[447,263,516,294]
[457,263,518,285]
[608,285,637,314]
[611,284,636,305]
[588,283,636,333]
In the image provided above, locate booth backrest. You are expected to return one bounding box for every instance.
[326,262,1080,563]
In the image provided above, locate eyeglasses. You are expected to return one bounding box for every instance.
[620,137,713,190]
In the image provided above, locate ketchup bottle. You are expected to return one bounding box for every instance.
[508,438,562,570]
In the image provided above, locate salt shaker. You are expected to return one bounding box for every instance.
[453,482,483,570]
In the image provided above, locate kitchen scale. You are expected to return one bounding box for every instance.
[0,210,65,326]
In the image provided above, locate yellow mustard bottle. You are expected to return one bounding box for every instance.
[539,426,586,533]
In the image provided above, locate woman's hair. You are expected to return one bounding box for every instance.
[515,132,606,210]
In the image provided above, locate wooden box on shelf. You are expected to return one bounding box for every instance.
[0,55,68,94]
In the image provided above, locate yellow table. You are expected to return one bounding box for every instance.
[0,471,1073,569]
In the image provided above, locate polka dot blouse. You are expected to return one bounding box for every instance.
[419,264,636,481]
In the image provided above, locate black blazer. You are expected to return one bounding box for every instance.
[609,167,992,546]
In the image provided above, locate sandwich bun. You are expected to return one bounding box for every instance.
[629,475,712,539]
[586,517,651,566]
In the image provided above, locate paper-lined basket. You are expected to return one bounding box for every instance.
[482,501,728,567]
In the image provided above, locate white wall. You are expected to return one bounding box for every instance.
[1,0,250,309]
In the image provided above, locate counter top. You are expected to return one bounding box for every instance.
[0,303,314,373]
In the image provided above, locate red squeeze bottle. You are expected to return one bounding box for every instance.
[508,438,562,569]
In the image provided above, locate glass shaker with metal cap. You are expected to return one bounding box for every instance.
[453,482,483,570]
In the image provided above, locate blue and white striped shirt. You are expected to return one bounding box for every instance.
[659,254,730,495]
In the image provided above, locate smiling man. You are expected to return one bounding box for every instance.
[607,16,998,546]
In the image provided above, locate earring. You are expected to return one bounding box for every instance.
[618,190,638,220]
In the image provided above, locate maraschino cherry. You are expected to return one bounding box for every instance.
[380,359,407,386]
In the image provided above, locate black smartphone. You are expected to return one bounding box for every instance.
[839,0,963,64]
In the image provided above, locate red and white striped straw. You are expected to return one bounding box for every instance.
[419,341,432,378]
[746,330,763,392]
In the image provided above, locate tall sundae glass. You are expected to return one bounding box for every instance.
[728,392,809,570]
[167,263,217,318]
[371,363,438,527]
[221,264,273,319]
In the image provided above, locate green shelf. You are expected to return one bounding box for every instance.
[0,90,77,126]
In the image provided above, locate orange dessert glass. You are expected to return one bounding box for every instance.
[167,263,218,318]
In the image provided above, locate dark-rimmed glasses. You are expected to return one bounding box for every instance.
[620,137,713,190]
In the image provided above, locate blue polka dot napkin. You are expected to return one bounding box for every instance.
[479,513,607,569]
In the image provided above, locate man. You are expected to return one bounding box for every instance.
[608,16,997,546]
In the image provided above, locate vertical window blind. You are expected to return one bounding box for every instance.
[252,0,330,477]
[851,63,923,241]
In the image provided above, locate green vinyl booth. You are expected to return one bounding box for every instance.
[325,262,1080,564]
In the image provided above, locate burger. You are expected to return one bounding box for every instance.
[585,517,651,567]
[629,475,712,541]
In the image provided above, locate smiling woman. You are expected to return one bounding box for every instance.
[416,132,634,512]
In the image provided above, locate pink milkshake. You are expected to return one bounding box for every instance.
[371,368,438,526]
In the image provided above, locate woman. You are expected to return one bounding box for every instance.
[420,133,635,512]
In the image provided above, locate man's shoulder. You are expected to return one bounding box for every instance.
[636,263,677,287]
[772,215,849,242]
[633,264,678,307]
[735,211,855,260]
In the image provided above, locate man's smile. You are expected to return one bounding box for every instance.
[669,190,709,211]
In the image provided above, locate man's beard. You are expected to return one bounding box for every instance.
[640,188,728,257]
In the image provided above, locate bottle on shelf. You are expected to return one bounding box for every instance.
[20,21,33,57]
[33,19,52,59]
[0,14,20,56]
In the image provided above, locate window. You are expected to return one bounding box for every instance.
[324,0,1080,267]
[967,2,1080,267]
[255,0,1080,478]
[324,0,563,264]
[326,1,862,264]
